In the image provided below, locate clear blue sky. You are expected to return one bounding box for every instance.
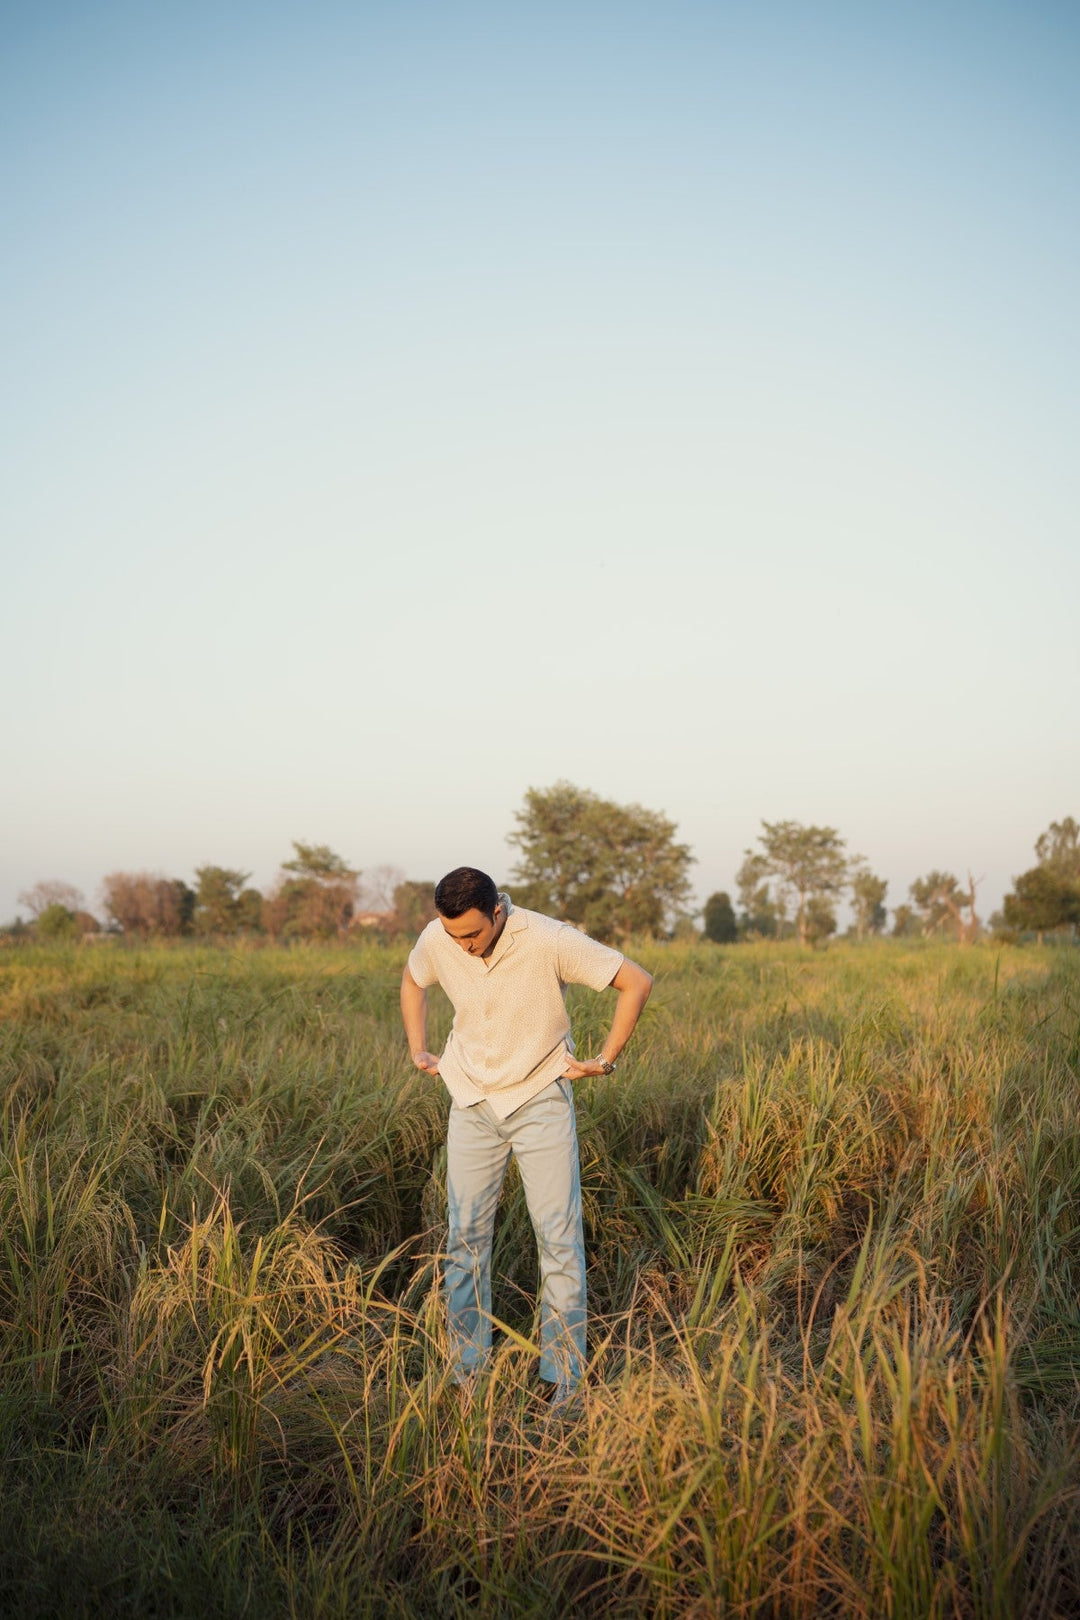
[3,0,1078,926]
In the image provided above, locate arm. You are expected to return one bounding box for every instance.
[400,964,441,1075]
[562,957,653,1080]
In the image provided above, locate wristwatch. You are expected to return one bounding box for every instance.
[593,1055,618,1075]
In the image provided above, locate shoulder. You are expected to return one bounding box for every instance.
[509,906,565,950]
[407,918,447,984]
[516,909,619,960]
[548,917,625,986]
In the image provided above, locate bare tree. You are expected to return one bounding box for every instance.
[100,873,195,938]
[17,880,85,920]
[358,864,405,915]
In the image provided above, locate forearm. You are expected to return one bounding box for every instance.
[399,972,428,1057]
[600,964,653,1064]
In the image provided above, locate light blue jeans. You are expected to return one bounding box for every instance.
[445,1077,586,1391]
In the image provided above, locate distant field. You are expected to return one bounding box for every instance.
[1,939,1078,1617]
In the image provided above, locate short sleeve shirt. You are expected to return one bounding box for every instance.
[407,895,624,1118]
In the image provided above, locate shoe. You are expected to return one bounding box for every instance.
[535,1380,582,1418]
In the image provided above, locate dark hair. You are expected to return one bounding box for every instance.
[435,867,499,920]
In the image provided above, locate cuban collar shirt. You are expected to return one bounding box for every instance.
[406,894,624,1120]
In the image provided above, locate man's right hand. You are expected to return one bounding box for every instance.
[412,1051,441,1076]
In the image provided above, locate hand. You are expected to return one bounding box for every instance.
[561,1057,609,1081]
[412,1051,441,1076]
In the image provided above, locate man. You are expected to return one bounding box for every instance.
[400,866,652,1402]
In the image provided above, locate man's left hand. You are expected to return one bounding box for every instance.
[561,1057,609,1080]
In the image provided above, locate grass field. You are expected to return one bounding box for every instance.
[1,938,1078,1617]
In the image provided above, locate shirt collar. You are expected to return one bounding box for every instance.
[483,891,524,968]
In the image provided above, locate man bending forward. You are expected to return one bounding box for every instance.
[400,866,652,1399]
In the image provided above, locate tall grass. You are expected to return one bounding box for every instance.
[0,938,1077,1615]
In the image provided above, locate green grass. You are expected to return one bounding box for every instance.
[1,938,1078,1616]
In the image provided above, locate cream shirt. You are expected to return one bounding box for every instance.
[407,894,624,1119]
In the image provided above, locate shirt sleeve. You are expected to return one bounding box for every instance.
[407,923,440,989]
[555,924,624,991]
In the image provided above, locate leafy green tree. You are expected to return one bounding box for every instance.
[804,894,838,946]
[172,881,196,935]
[265,842,359,940]
[1034,816,1080,879]
[734,852,782,939]
[999,818,1080,942]
[849,860,888,939]
[36,903,78,941]
[236,888,265,933]
[741,821,847,947]
[193,866,252,935]
[703,891,738,943]
[891,903,920,938]
[282,843,356,883]
[1001,865,1079,943]
[908,871,979,943]
[670,914,702,942]
[507,781,693,942]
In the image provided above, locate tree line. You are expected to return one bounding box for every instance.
[704,814,1078,946]
[7,785,1079,947]
[12,846,440,945]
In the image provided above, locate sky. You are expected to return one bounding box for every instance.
[3,0,1078,928]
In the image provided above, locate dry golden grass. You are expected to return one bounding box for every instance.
[0,937,1077,1615]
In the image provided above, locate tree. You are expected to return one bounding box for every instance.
[734,852,782,939]
[193,866,252,935]
[358,864,406,915]
[100,873,194,937]
[17,880,84,920]
[999,816,1080,942]
[908,871,980,943]
[390,880,438,937]
[236,887,265,933]
[671,915,702,942]
[804,894,838,946]
[1001,864,1080,944]
[264,842,359,940]
[169,880,195,935]
[849,860,888,939]
[507,781,693,942]
[1034,816,1080,879]
[891,903,920,938]
[703,891,738,943]
[741,821,848,947]
[37,903,78,941]
[32,902,98,940]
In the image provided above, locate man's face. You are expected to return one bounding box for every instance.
[439,904,504,957]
